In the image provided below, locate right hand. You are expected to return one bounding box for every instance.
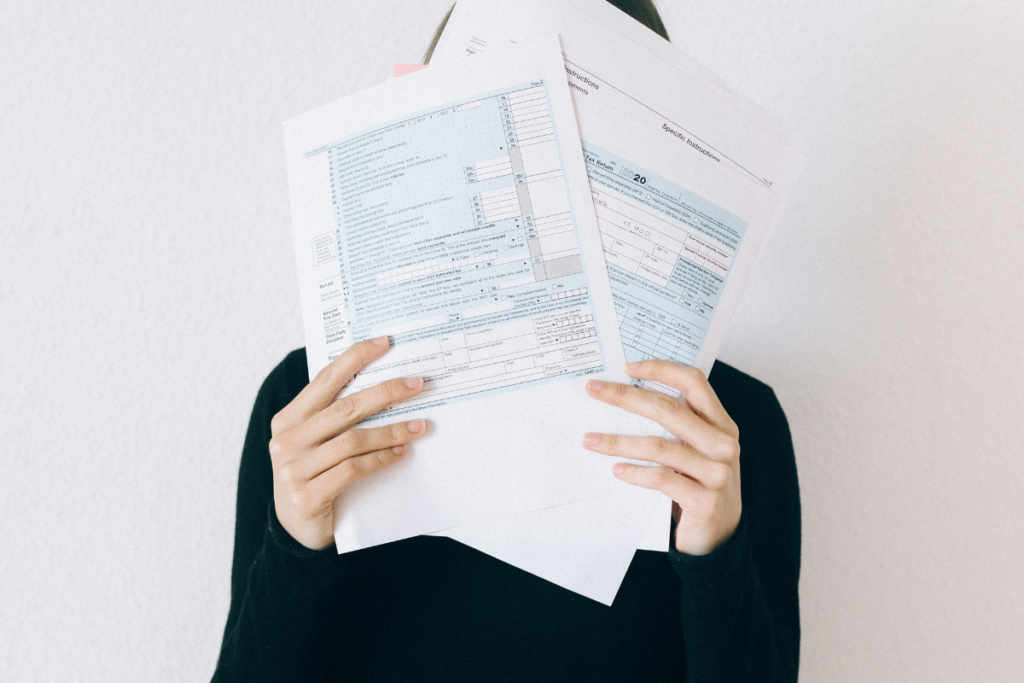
[268,336,427,550]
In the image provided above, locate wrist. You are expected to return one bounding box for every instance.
[267,503,338,559]
[670,512,748,564]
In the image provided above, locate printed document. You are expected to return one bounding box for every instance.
[430,0,804,601]
[285,37,655,554]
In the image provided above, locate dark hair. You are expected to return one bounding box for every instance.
[423,0,669,64]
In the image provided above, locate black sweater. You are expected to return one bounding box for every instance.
[212,349,800,682]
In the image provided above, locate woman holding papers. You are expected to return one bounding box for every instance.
[212,3,800,682]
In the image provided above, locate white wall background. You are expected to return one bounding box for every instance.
[2,0,1021,680]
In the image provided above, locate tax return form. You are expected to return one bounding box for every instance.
[429,0,805,604]
[284,37,658,554]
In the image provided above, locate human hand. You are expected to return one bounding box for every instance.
[268,337,427,550]
[582,360,742,556]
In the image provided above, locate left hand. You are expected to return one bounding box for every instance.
[583,360,742,556]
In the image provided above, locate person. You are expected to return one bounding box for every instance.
[211,2,801,681]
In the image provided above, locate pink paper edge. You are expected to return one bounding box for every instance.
[392,64,429,78]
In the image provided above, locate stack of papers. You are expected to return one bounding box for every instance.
[284,0,803,605]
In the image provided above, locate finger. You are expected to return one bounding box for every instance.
[309,444,409,504]
[583,433,732,491]
[303,376,425,443]
[302,419,427,479]
[586,380,738,462]
[612,462,709,503]
[274,337,391,431]
[624,360,737,436]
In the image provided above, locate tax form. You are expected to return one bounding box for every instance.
[585,142,749,395]
[285,37,655,554]
[323,85,605,415]
[430,0,804,602]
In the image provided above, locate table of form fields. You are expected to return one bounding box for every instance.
[307,82,605,416]
[582,143,749,395]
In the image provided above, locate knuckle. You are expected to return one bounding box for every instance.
[650,436,670,455]
[604,433,618,451]
[372,448,391,468]
[338,429,364,453]
[685,365,706,381]
[269,411,287,436]
[715,436,741,463]
[387,422,404,443]
[378,379,398,403]
[313,364,332,386]
[268,436,284,459]
[276,462,297,484]
[679,365,706,388]
[331,397,361,423]
[317,361,343,388]
[706,463,731,491]
[649,467,672,489]
[337,458,361,483]
[653,394,681,417]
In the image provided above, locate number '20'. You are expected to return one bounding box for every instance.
[633,174,647,185]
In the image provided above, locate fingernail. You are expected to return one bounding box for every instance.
[587,379,605,391]
[625,362,639,372]
[392,444,406,455]
[404,376,423,389]
[612,463,626,477]
[407,419,425,434]
[582,432,600,447]
[372,335,389,346]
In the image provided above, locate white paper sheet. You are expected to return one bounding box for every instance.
[440,489,661,605]
[559,0,801,149]
[285,37,653,553]
[431,0,805,593]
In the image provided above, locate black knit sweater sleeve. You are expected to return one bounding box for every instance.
[211,350,345,682]
[670,364,802,682]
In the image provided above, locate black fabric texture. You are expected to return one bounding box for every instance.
[211,348,800,682]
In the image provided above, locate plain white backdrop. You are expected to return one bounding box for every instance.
[1,1,1022,680]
